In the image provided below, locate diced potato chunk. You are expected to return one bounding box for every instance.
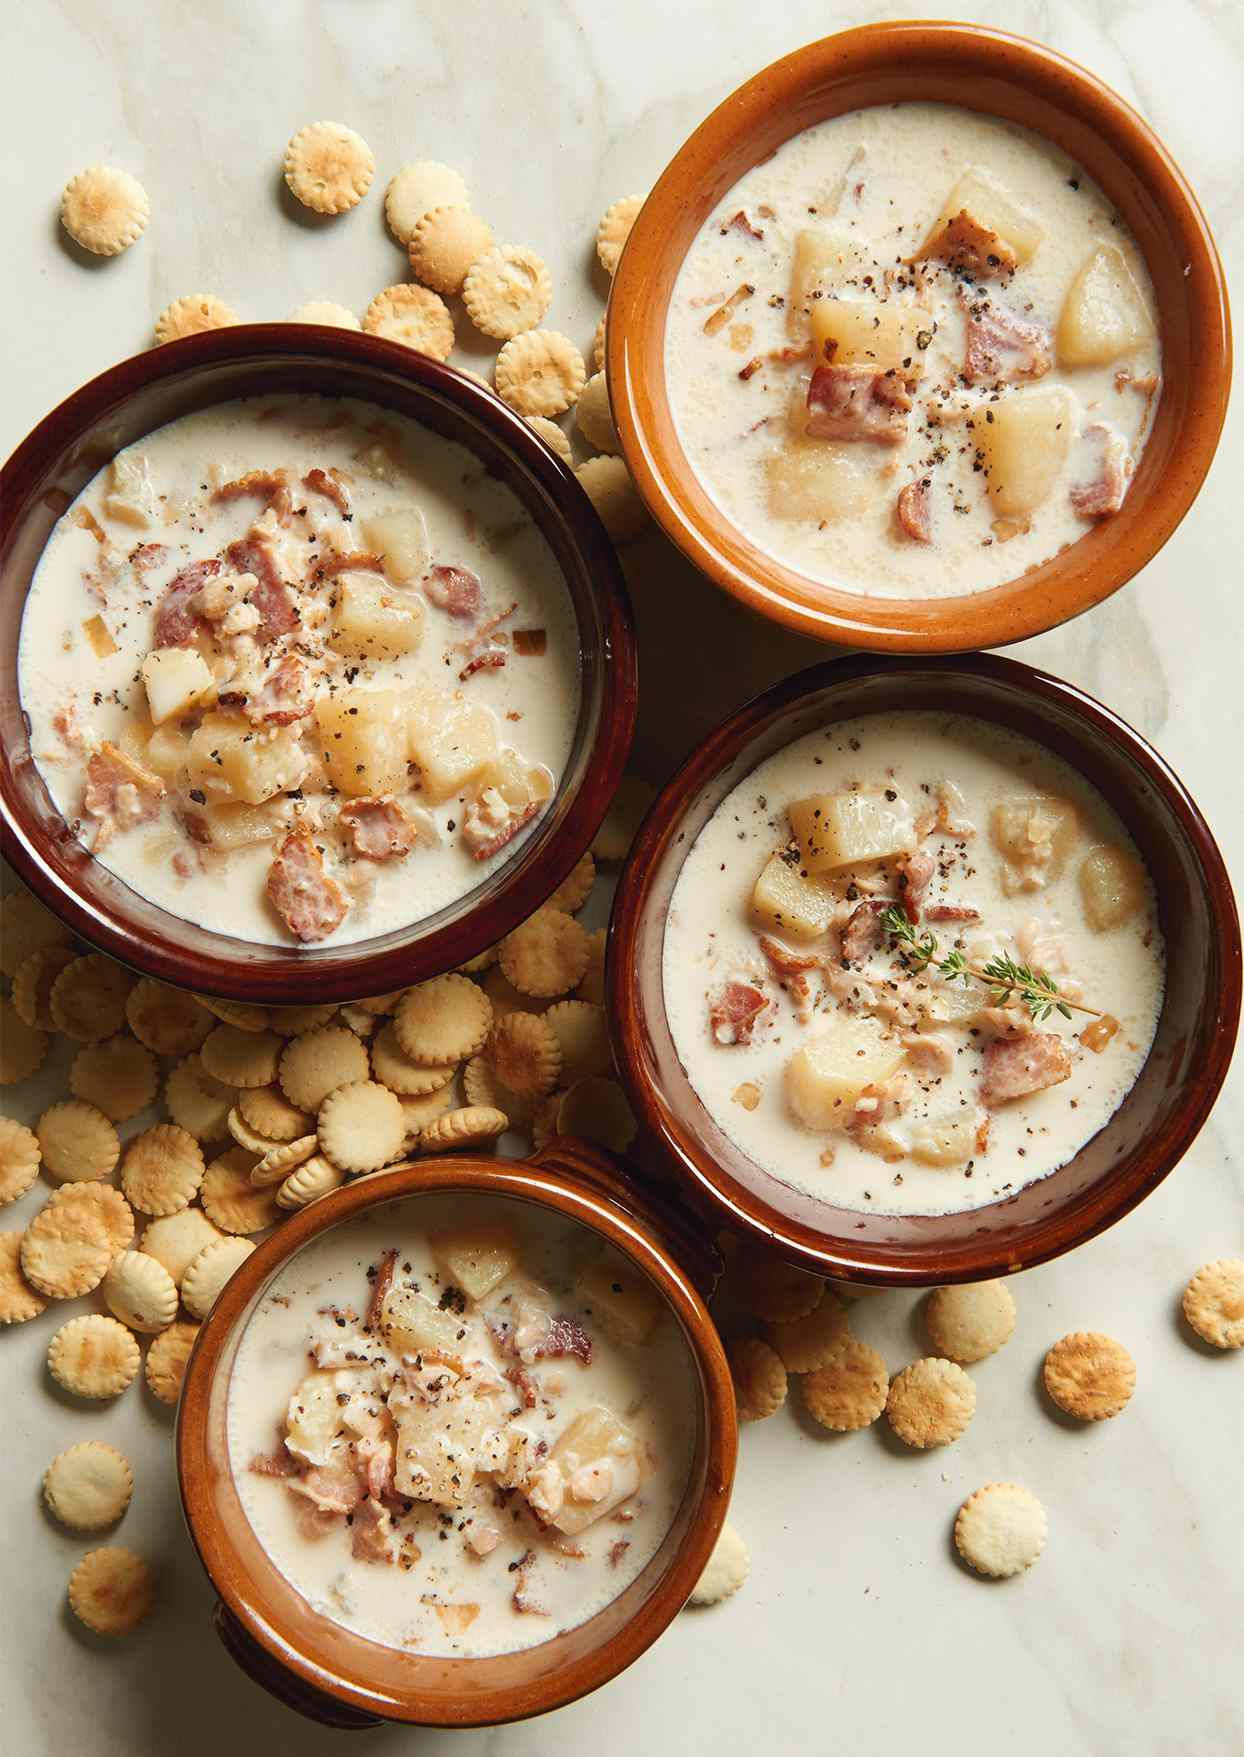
[1079,843,1147,931]
[910,1111,978,1167]
[381,1285,470,1358]
[186,712,307,806]
[182,798,290,850]
[285,1370,353,1466]
[330,570,424,659]
[392,1384,496,1506]
[766,441,879,521]
[978,388,1072,520]
[1057,244,1152,367]
[142,647,215,725]
[789,788,916,874]
[142,722,191,783]
[918,168,1043,270]
[787,228,874,336]
[314,689,409,797]
[577,1251,664,1345]
[362,508,430,585]
[991,793,1079,892]
[918,976,988,1030]
[103,452,158,528]
[545,1405,643,1535]
[750,852,839,943]
[785,1013,906,1130]
[406,689,499,805]
[810,299,927,376]
[471,750,554,810]
[431,1225,518,1301]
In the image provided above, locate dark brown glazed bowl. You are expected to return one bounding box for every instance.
[0,325,636,1003]
[607,22,1232,653]
[608,653,1241,1285]
[176,1138,736,1729]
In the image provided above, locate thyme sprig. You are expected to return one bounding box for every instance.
[880,905,1101,1021]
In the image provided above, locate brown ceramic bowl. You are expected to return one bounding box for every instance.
[608,653,1241,1285]
[607,22,1232,653]
[0,325,636,1003]
[176,1138,735,1729]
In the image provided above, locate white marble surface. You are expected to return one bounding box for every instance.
[2,2,1242,1753]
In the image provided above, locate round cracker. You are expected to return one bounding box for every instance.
[384,160,469,244]
[68,1546,155,1635]
[1042,1332,1136,1421]
[395,975,492,1066]
[802,1338,889,1432]
[139,1208,223,1288]
[363,284,454,360]
[49,954,133,1043]
[482,965,551,1020]
[70,1035,158,1123]
[44,1441,134,1531]
[126,979,211,1056]
[48,1314,140,1398]
[12,945,77,1029]
[102,1250,179,1334]
[543,1000,611,1083]
[318,1081,404,1173]
[200,1148,278,1234]
[36,1100,120,1183]
[370,1021,457,1096]
[60,165,149,255]
[421,1106,508,1152]
[153,294,239,345]
[461,1056,531,1129]
[200,1024,281,1089]
[409,204,494,295]
[1182,1258,1244,1349]
[0,1232,48,1322]
[592,312,606,374]
[267,1003,339,1037]
[250,1134,318,1187]
[165,1054,235,1141]
[554,1076,636,1154]
[954,1482,1047,1578]
[728,1336,788,1422]
[886,1357,977,1447]
[194,995,269,1033]
[495,330,585,417]
[397,1084,455,1140]
[120,1124,205,1216]
[227,1107,278,1154]
[546,852,596,916]
[279,1024,369,1112]
[284,120,374,214]
[687,1520,748,1607]
[21,1193,114,1298]
[145,1320,199,1405]
[50,1181,134,1255]
[0,996,50,1085]
[765,1295,850,1373]
[525,414,572,464]
[575,455,647,543]
[734,1247,824,1325]
[0,1117,40,1206]
[0,889,71,978]
[575,371,619,454]
[237,1084,312,1142]
[575,928,607,1005]
[462,245,553,340]
[490,1011,562,1099]
[925,1280,1016,1363]
[288,300,360,330]
[276,1154,345,1210]
[499,908,589,999]
[595,194,643,275]
[181,1236,255,1320]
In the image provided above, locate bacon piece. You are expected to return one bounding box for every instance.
[805,366,912,446]
[287,1458,363,1515]
[314,549,384,579]
[243,654,311,726]
[608,1539,631,1568]
[703,282,755,337]
[925,904,980,923]
[459,649,506,683]
[461,797,539,862]
[302,466,351,515]
[365,1248,398,1332]
[961,293,1051,385]
[505,1365,539,1409]
[896,478,932,544]
[266,828,350,943]
[424,564,482,621]
[249,1447,300,1478]
[339,796,418,861]
[214,469,292,523]
[350,1496,396,1564]
[154,558,222,646]
[534,1315,592,1366]
[980,1032,1073,1106]
[224,535,300,641]
[292,1500,341,1540]
[707,981,769,1046]
[729,209,764,240]
[919,211,1016,279]
[757,935,822,978]
[838,900,886,963]
[1070,423,1132,518]
[511,1551,548,1617]
[896,848,936,920]
[82,742,166,849]
[131,541,168,572]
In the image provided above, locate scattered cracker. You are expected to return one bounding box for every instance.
[339,1003,379,1038]
[288,300,360,329]
[48,1314,140,1398]
[575,455,647,543]
[279,1024,370,1112]
[165,1054,235,1141]
[500,908,589,998]
[544,999,611,1082]
[0,1232,47,1322]
[318,1081,404,1173]
[126,979,211,1056]
[200,1148,278,1234]
[356,990,405,1017]
[547,852,596,914]
[802,1339,889,1431]
[102,1250,178,1334]
[36,1100,120,1183]
[482,965,551,1020]
[182,1236,256,1319]
[201,1024,281,1089]
[737,1247,825,1324]
[68,1546,155,1635]
[925,1280,1016,1363]
[138,1208,223,1288]
[44,1441,133,1531]
[385,161,470,245]
[954,1482,1047,1578]
[462,245,553,340]
[886,1357,977,1447]
[55,1180,133,1251]
[276,1154,346,1210]
[395,974,492,1066]
[60,165,150,255]
[458,945,499,976]
[525,415,573,465]
[0,888,71,977]
[409,205,494,295]
[728,1337,787,1421]
[153,294,239,345]
[363,284,455,360]
[490,1012,562,1099]
[575,371,619,454]
[50,954,133,1043]
[687,1521,748,1607]
[555,1076,636,1153]
[461,1055,530,1126]
[596,195,643,275]
[765,1294,850,1372]
[70,1035,158,1123]
[1043,1332,1136,1420]
[120,1124,205,1216]
[227,1107,278,1155]
[0,996,49,1084]
[284,121,374,214]
[397,1085,455,1139]
[195,995,269,1033]
[422,1106,508,1152]
[495,330,585,417]
[268,1003,340,1037]
[0,1116,40,1205]
[371,1021,457,1095]
[21,1192,114,1297]
[12,945,77,1029]
[145,1320,199,1404]
[251,1134,318,1187]
[576,928,607,1005]
[1182,1258,1244,1349]
[238,1085,312,1141]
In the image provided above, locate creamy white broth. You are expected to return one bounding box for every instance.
[227,1193,696,1658]
[665,102,1161,598]
[662,711,1165,1217]
[19,395,580,947]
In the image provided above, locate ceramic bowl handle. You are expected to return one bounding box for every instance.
[528,1137,723,1299]
[212,1601,381,1730]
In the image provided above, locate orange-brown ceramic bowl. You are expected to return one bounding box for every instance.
[607,22,1231,653]
[177,1139,736,1729]
[0,326,636,1003]
[608,654,1241,1286]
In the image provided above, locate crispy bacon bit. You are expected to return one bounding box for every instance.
[459,648,507,682]
[841,900,888,963]
[287,1459,363,1515]
[214,468,292,523]
[72,505,107,543]
[925,904,981,923]
[266,827,350,943]
[224,535,300,641]
[131,541,168,572]
[805,366,912,446]
[83,742,166,849]
[729,209,764,240]
[315,548,384,578]
[919,211,1016,279]
[350,1496,396,1564]
[461,797,539,862]
[249,1447,300,1478]
[961,292,1052,385]
[1070,422,1132,518]
[339,796,418,861]
[534,1315,592,1366]
[980,1031,1072,1105]
[738,355,764,381]
[896,848,936,920]
[505,1365,539,1409]
[424,563,482,620]
[608,1539,631,1568]
[512,627,547,656]
[511,1551,548,1617]
[243,654,311,726]
[703,282,755,337]
[154,558,222,646]
[896,478,932,544]
[302,466,351,515]
[1080,1013,1120,1054]
[975,1113,991,1156]
[767,343,813,365]
[708,980,769,1046]
[758,935,822,979]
